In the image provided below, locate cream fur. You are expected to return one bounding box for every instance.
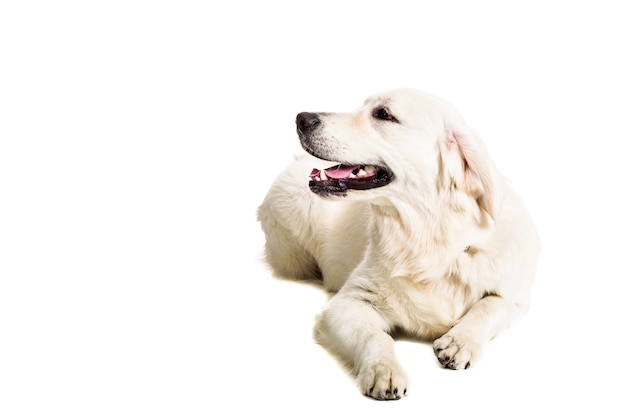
[257,88,540,400]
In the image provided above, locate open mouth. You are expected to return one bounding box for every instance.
[308,164,394,196]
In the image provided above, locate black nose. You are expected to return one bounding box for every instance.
[296,112,321,134]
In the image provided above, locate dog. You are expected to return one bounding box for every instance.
[257,88,540,400]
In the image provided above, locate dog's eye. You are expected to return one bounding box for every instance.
[373,107,396,122]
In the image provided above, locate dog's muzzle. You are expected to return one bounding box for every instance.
[294,111,394,197]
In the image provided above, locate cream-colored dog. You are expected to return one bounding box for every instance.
[257,89,540,400]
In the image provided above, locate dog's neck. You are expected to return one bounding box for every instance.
[368,195,490,279]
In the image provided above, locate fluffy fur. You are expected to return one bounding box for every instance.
[257,88,540,400]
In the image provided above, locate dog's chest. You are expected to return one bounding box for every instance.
[365,246,493,338]
[376,271,482,338]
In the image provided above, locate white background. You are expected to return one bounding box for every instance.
[1,1,625,416]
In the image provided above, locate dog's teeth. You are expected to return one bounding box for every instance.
[364,165,376,173]
[320,170,328,181]
[357,169,367,177]
[348,173,356,179]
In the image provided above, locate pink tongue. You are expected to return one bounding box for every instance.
[325,165,358,179]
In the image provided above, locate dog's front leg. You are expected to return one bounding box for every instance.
[433,294,525,369]
[314,294,407,400]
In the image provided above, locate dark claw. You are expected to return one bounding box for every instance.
[465,362,471,370]
[438,355,450,365]
[393,387,398,395]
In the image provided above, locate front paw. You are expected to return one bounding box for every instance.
[358,361,408,400]
[433,333,481,370]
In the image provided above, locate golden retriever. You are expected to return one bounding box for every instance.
[257,88,540,400]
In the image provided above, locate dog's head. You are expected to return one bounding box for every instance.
[296,88,495,218]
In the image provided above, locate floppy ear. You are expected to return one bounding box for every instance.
[443,128,495,219]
